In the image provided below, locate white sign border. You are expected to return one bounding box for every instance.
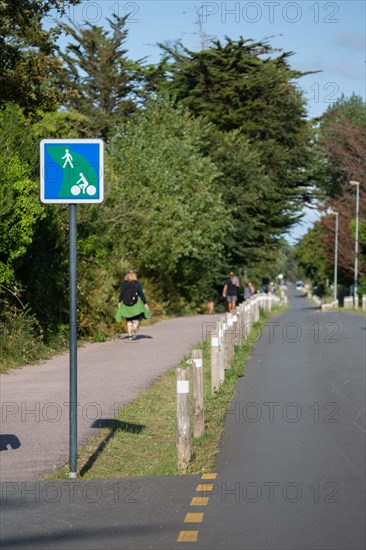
[40,138,104,204]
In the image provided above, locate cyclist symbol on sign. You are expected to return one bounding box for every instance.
[71,173,97,196]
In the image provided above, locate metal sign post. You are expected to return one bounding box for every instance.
[40,139,104,478]
[69,204,78,478]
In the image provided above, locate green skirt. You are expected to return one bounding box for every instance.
[115,297,152,323]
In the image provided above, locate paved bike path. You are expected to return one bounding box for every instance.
[0,314,221,482]
[194,287,365,550]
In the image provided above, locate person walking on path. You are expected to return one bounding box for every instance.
[115,270,151,339]
[243,282,252,301]
[222,271,239,312]
[248,281,255,296]
[231,271,240,289]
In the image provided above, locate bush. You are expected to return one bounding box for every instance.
[0,307,68,373]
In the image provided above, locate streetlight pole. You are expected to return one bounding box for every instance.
[331,211,339,302]
[350,181,360,308]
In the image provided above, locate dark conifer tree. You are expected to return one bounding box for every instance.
[58,14,145,140]
[148,37,317,266]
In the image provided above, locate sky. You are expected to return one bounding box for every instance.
[47,0,366,243]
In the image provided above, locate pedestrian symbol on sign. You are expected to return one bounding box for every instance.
[62,149,74,169]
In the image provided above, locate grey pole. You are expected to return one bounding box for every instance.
[350,181,360,307]
[334,212,338,302]
[69,204,78,478]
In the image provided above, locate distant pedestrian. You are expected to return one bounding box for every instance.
[243,283,252,301]
[261,277,270,293]
[246,281,255,296]
[115,270,151,340]
[222,272,239,312]
[230,271,240,289]
[269,281,276,294]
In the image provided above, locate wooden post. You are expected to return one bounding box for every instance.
[232,310,238,347]
[247,303,252,338]
[243,304,248,342]
[226,312,234,364]
[237,304,243,345]
[247,299,252,332]
[210,328,220,394]
[218,321,225,384]
[192,349,204,438]
[222,318,228,371]
[176,367,191,471]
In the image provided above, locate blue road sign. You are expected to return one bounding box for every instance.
[40,139,104,204]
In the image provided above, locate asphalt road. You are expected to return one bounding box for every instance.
[194,288,365,550]
[1,288,365,549]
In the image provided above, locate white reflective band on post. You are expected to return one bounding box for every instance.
[193,359,203,368]
[223,323,227,331]
[211,337,219,347]
[218,326,223,338]
[177,380,189,393]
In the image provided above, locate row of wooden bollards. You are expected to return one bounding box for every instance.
[176,293,282,471]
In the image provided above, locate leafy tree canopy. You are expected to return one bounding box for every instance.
[0,0,80,111]
[317,94,366,197]
[0,106,45,285]
[294,223,330,286]
[109,97,228,304]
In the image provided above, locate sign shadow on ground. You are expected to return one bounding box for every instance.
[79,419,145,477]
[0,434,21,451]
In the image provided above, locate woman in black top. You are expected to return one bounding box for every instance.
[116,270,151,340]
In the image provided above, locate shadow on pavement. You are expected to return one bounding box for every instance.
[119,334,153,342]
[0,434,21,452]
[1,522,168,550]
[79,419,145,477]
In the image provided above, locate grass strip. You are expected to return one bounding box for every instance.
[48,305,286,480]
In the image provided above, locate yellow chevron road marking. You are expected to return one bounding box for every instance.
[177,530,199,542]
[184,513,204,523]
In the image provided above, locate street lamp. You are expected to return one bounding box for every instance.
[330,211,339,302]
[350,180,360,307]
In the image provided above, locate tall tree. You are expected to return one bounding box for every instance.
[58,14,144,140]
[109,97,228,305]
[148,37,317,253]
[204,128,274,267]
[294,223,330,287]
[0,0,80,111]
[317,94,366,197]
[316,95,365,286]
